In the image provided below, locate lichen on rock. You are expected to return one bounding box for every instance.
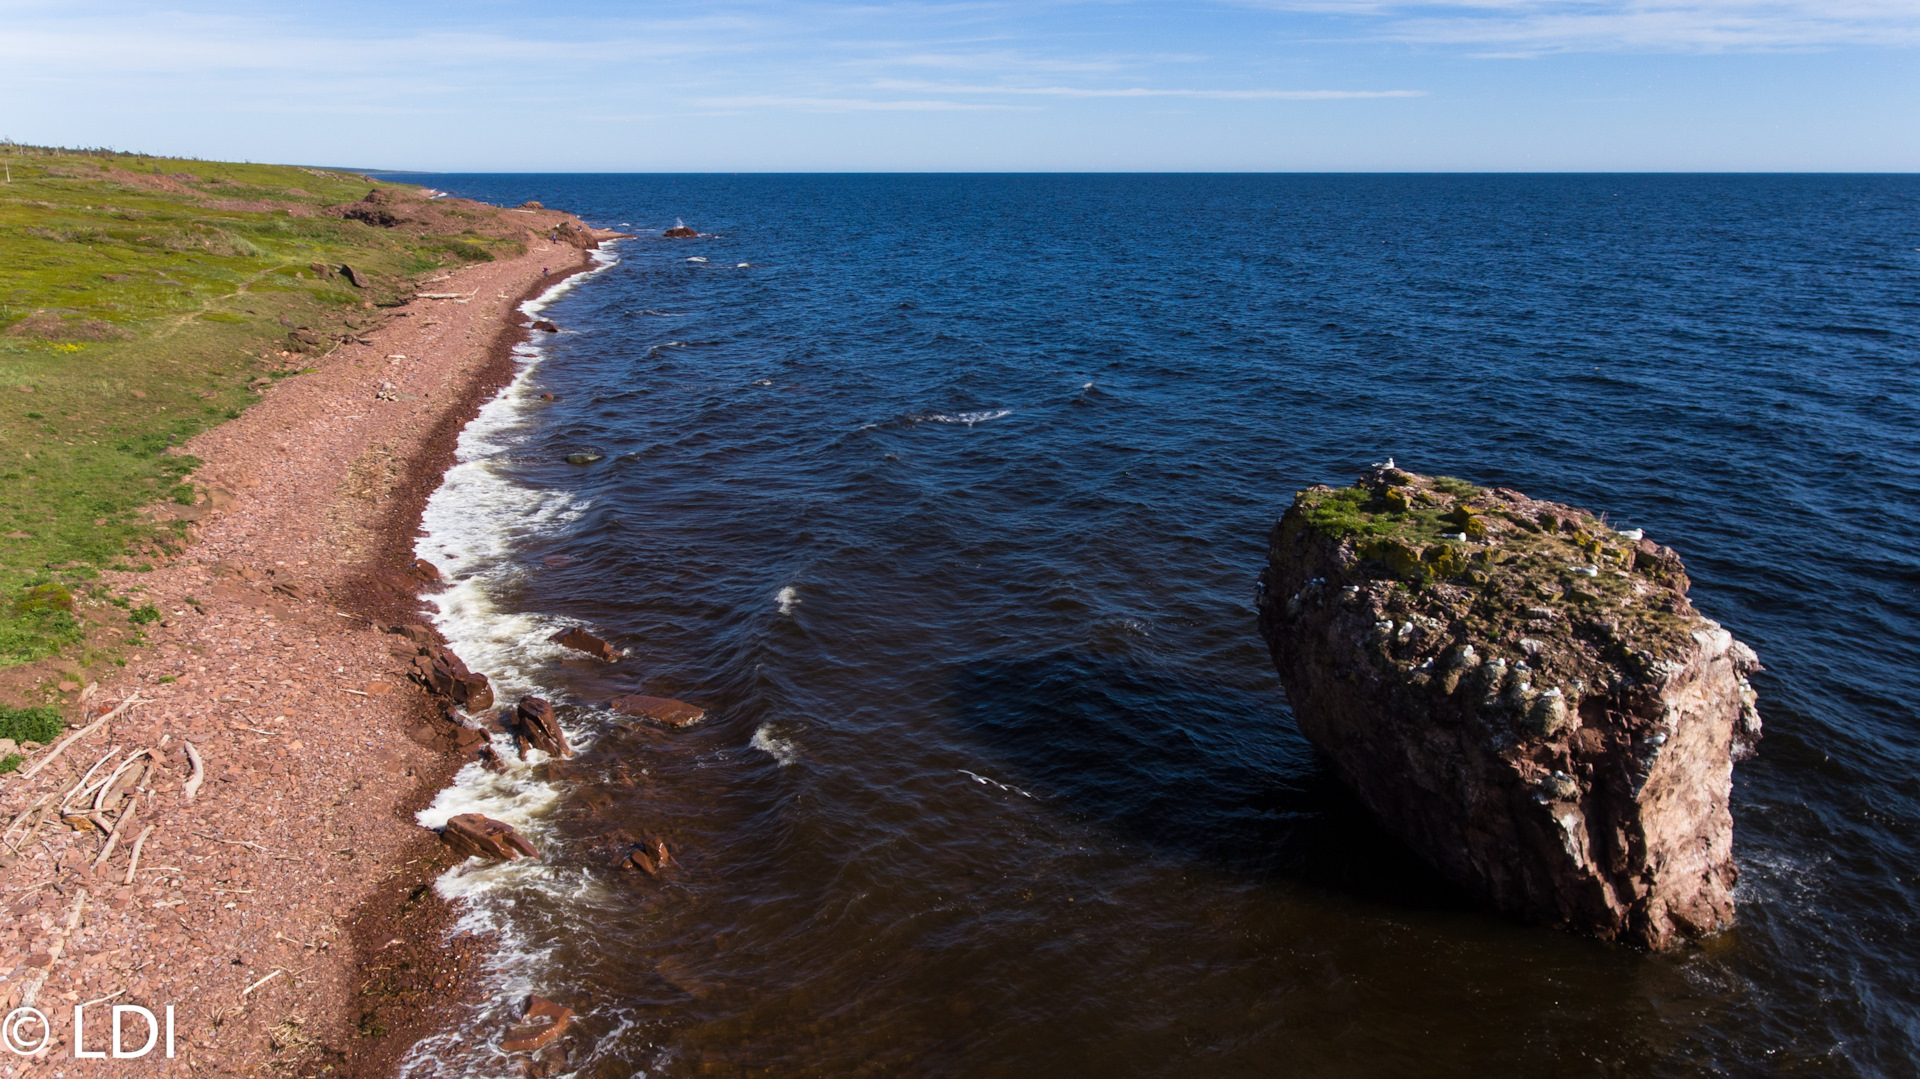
[1255,464,1763,949]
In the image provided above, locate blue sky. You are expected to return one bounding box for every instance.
[3,1,1916,171]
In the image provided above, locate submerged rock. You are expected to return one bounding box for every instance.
[501,995,573,1053]
[1255,466,1762,950]
[609,694,705,728]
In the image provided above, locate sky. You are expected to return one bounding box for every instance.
[2,0,1917,171]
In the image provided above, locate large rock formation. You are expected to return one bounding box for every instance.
[393,623,495,712]
[1255,465,1762,949]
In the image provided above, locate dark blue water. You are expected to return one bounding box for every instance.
[389,174,1920,1078]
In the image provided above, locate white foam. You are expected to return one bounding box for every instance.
[750,723,799,767]
[776,584,799,615]
[397,244,624,1079]
[924,408,1012,427]
[958,768,1036,799]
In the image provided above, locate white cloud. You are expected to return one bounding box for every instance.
[1239,0,1920,52]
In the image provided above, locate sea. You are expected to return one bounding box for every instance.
[368,174,1920,1078]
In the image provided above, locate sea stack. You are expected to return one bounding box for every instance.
[1255,465,1763,949]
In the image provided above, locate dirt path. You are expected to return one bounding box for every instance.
[0,219,614,1076]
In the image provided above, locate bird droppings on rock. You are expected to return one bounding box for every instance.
[1256,464,1762,950]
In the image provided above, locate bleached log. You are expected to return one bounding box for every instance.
[19,693,145,780]
[182,741,205,802]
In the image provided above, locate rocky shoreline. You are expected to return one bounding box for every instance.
[0,194,619,1075]
[1257,465,1762,950]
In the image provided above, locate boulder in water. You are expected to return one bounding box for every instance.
[441,813,537,861]
[1255,465,1762,949]
[662,225,698,238]
[513,695,571,758]
[550,625,616,661]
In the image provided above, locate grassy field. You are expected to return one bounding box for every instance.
[0,144,528,689]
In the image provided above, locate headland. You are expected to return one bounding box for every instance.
[0,149,618,1074]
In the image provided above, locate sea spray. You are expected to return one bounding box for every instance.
[397,246,621,1079]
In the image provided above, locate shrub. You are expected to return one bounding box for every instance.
[0,704,64,744]
[15,582,72,614]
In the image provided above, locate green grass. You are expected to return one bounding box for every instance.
[0,703,64,743]
[0,143,531,670]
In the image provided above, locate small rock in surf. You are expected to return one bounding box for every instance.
[550,625,617,661]
[440,813,537,861]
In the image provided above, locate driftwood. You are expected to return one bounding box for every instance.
[91,801,136,872]
[182,742,205,802]
[19,693,145,780]
[17,887,86,1009]
[124,823,156,884]
[61,745,123,814]
[2,791,50,841]
[93,750,148,813]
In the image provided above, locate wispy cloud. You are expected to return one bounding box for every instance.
[693,94,1033,111]
[1237,0,1920,52]
[872,79,1426,98]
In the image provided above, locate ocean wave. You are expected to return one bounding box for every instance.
[925,408,1013,426]
[958,768,1035,799]
[776,584,800,615]
[398,243,623,1079]
[862,407,1016,432]
[750,723,800,767]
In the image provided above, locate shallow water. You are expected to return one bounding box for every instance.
[381,174,1920,1078]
